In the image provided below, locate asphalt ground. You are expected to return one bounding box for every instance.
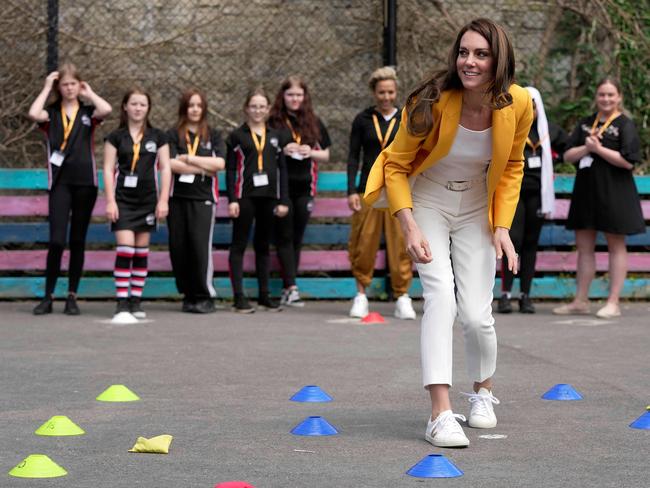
[1,299,648,488]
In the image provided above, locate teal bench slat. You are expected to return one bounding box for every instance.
[2,276,648,299]
[3,223,649,247]
[2,169,650,194]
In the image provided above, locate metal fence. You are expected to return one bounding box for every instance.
[1,0,645,167]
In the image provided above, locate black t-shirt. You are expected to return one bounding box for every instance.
[347,106,400,195]
[225,123,289,204]
[521,121,567,191]
[38,101,102,188]
[274,114,331,197]
[105,127,168,206]
[167,128,224,202]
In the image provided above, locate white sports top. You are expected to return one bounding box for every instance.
[421,125,492,181]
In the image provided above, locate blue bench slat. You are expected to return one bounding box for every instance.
[1,276,648,299]
[2,169,650,194]
[2,223,649,246]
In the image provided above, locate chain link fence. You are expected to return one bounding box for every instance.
[1,0,647,167]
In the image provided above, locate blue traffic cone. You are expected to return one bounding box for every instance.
[542,384,583,400]
[290,385,333,403]
[406,454,463,478]
[629,411,650,430]
[291,416,338,436]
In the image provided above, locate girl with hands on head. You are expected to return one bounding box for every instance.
[225,87,289,313]
[347,66,416,320]
[28,62,111,316]
[103,87,171,323]
[364,18,533,448]
[553,78,645,319]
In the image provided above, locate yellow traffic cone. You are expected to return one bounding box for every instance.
[96,384,140,402]
[35,415,85,436]
[8,454,67,478]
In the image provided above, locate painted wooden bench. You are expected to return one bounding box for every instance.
[1,169,649,299]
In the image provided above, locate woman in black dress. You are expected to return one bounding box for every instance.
[28,62,112,315]
[553,78,645,318]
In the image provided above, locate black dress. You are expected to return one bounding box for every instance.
[565,113,645,235]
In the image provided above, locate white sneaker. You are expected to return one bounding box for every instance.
[111,311,138,325]
[463,387,500,428]
[349,293,369,318]
[425,410,469,448]
[281,288,305,308]
[394,294,416,320]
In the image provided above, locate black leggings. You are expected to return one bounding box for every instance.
[45,184,98,296]
[502,185,544,295]
[275,194,313,288]
[229,197,276,295]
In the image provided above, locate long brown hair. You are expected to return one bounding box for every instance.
[51,62,82,105]
[176,88,209,143]
[119,87,152,129]
[405,18,515,136]
[269,75,321,146]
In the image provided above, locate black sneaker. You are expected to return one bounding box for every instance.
[233,294,255,314]
[193,299,216,314]
[129,296,146,319]
[519,294,536,314]
[497,295,512,314]
[33,296,53,315]
[64,294,80,315]
[115,298,130,314]
[258,293,281,312]
[182,298,197,313]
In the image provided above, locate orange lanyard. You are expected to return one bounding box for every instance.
[525,134,548,153]
[185,131,200,156]
[59,103,79,151]
[249,126,266,172]
[372,114,397,149]
[590,111,619,138]
[285,118,301,144]
[130,128,145,174]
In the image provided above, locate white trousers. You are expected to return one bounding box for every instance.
[412,176,497,387]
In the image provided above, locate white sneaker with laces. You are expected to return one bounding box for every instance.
[463,387,500,428]
[425,410,469,447]
[349,293,369,318]
[394,294,416,320]
[282,288,305,308]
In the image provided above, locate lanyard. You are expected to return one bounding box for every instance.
[525,134,548,154]
[130,128,145,174]
[185,131,200,156]
[59,103,79,151]
[590,111,619,138]
[249,126,266,172]
[285,118,301,144]
[372,114,397,150]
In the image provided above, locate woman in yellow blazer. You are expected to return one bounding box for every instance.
[365,18,533,448]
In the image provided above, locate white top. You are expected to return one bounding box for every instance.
[421,125,492,181]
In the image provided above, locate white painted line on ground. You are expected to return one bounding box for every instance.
[479,434,508,439]
[325,317,361,324]
[551,318,614,326]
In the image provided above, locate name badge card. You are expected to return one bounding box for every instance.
[579,156,593,169]
[527,156,542,169]
[124,175,138,188]
[253,172,269,187]
[50,151,65,167]
[179,174,195,184]
[290,152,304,160]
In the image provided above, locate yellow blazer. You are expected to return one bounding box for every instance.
[363,84,534,231]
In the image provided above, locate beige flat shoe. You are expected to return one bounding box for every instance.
[552,302,591,315]
[596,303,621,319]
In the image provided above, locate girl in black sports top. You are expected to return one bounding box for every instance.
[268,76,331,307]
[103,87,171,322]
[226,87,289,313]
[167,88,225,313]
[28,62,112,316]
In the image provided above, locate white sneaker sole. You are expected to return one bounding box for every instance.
[425,432,470,448]
[468,417,497,429]
[111,312,138,324]
[132,311,146,319]
[394,310,416,320]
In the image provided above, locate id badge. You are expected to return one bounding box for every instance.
[179,173,195,184]
[527,156,542,169]
[49,151,64,167]
[124,175,138,188]
[253,172,269,187]
[579,156,593,169]
[290,152,304,160]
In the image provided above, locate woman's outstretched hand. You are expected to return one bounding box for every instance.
[493,226,518,274]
